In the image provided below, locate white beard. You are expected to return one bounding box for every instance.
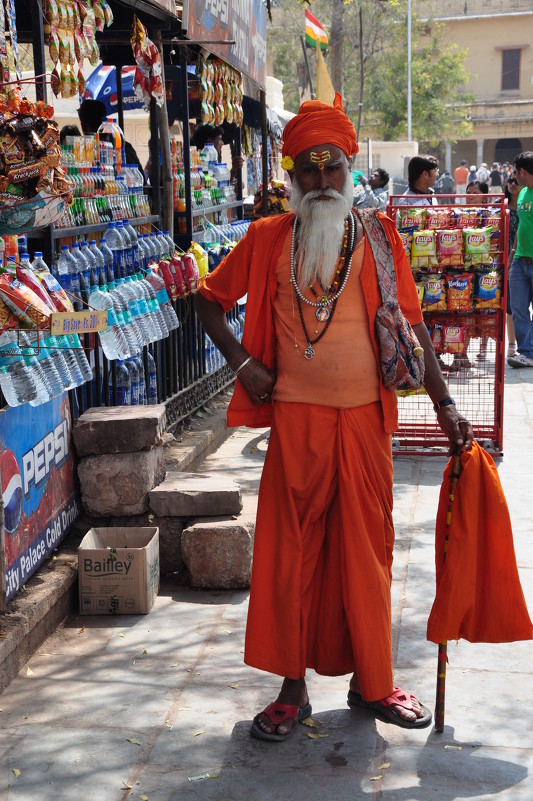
[290,172,354,290]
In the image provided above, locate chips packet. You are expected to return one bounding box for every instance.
[445,272,474,312]
[442,324,467,354]
[422,275,446,312]
[398,207,426,231]
[464,226,492,267]
[411,229,438,271]
[474,270,502,309]
[426,208,453,230]
[437,229,463,267]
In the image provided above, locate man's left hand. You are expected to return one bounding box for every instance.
[436,406,473,454]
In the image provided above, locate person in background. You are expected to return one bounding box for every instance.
[397,155,439,206]
[504,173,520,358]
[434,169,455,204]
[466,179,489,196]
[59,124,82,145]
[195,97,473,741]
[191,123,244,187]
[468,165,477,184]
[77,99,145,181]
[477,162,491,183]
[508,151,533,368]
[354,168,390,212]
[454,159,469,197]
[489,162,503,193]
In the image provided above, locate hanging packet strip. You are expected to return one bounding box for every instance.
[425,208,453,230]
[437,229,463,267]
[422,275,446,312]
[442,324,467,354]
[445,273,474,312]
[411,229,438,271]
[398,207,426,231]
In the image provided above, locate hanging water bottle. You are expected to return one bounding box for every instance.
[105,221,126,279]
[65,334,93,384]
[80,241,97,284]
[22,331,64,402]
[109,359,131,405]
[125,357,140,405]
[104,267,140,356]
[17,332,54,406]
[88,240,105,284]
[132,352,146,405]
[163,230,175,258]
[145,350,158,404]
[88,270,129,360]
[70,243,87,307]
[56,245,78,304]
[0,331,38,406]
[98,238,114,283]
[144,266,179,332]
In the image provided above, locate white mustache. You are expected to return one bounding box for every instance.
[304,188,344,201]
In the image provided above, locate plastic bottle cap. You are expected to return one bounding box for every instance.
[61,245,69,250]
[34,251,42,257]
[89,240,96,245]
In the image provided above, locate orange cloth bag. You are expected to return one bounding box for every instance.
[427,442,532,644]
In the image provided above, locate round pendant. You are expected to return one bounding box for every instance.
[316,306,330,322]
[304,344,315,360]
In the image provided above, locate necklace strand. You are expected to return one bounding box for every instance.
[291,211,357,360]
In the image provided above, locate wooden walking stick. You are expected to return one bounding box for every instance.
[434,422,468,733]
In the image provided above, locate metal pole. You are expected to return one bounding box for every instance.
[407,0,412,141]
[260,90,269,215]
[300,35,314,97]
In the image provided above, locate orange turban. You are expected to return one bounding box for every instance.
[281,93,358,164]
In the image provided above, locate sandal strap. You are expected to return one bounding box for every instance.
[262,702,300,726]
[380,687,414,712]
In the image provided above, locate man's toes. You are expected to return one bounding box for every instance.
[256,712,274,734]
[391,704,416,722]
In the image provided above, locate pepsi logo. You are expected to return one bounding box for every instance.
[1,449,23,534]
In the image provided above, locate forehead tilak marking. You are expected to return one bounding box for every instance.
[310,150,332,170]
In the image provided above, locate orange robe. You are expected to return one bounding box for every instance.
[244,401,396,701]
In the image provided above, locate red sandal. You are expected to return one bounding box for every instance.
[250,701,312,742]
[348,686,432,729]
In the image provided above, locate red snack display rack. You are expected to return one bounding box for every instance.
[386,193,509,456]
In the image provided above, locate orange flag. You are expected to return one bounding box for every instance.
[427,442,532,644]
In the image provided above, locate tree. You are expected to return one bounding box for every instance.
[365,12,474,149]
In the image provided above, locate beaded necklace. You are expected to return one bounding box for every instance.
[290,211,356,360]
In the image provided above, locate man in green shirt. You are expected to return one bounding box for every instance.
[508,152,533,368]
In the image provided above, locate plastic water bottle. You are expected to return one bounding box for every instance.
[116,221,133,276]
[105,221,127,279]
[81,241,97,283]
[122,219,141,273]
[149,233,162,263]
[156,230,170,260]
[134,272,167,341]
[109,359,131,405]
[204,334,214,374]
[163,230,175,258]
[17,332,54,405]
[145,266,179,332]
[65,334,93,384]
[88,270,129,359]
[56,245,78,304]
[71,242,90,295]
[0,331,38,406]
[104,268,139,356]
[146,350,158,404]
[132,352,146,404]
[52,334,84,389]
[99,237,114,280]
[21,331,64,402]
[43,334,75,389]
[125,357,140,405]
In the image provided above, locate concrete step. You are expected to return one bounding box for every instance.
[149,472,242,517]
[181,516,253,588]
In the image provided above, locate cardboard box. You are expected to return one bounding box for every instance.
[78,527,159,615]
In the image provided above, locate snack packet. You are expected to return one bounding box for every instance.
[437,229,463,268]
[445,272,474,312]
[411,229,438,271]
[398,207,426,231]
[442,324,467,354]
[422,275,446,312]
[474,270,502,309]
[464,226,492,267]
[425,208,452,230]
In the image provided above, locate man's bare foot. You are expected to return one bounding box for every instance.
[348,676,430,726]
[253,677,309,737]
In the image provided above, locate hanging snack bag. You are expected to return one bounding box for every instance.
[442,324,467,354]
[411,229,438,271]
[445,272,474,312]
[452,207,481,229]
[437,228,463,268]
[414,279,425,306]
[422,275,446,312]
[0,274,53,327]
[399,227,415,261]
[398,207,426,231]
[474,270,502,310]
[428,322,445,353]
[426,207,452,230]
[484,207,502,253]
[464,226,492,267]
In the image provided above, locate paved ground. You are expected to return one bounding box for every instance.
[1,361,532,801]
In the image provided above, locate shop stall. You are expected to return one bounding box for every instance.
[387,192,508,456]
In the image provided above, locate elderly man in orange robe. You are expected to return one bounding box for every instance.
[195,96,473,741]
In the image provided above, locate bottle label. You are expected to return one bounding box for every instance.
[58,272,72,294]
[122,308,133,325]
[41,272,63,292]
[0,345,22,366]
[137,297,149,315]
[110,384,131,405]
[129,299,140,318]
[131,380,140,405]
[107,308,119,327]
[148,374,157,400]
[156,288,170,306]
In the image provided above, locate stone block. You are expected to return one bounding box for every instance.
[181,518,252,588]
[78,444,166,517]
[149,472,242,517]
[109,513,186,575]
[73,405,167,456]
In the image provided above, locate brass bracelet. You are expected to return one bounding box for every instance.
[234,356,252,376]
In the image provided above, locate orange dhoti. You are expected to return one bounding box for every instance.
[244,400,396,702]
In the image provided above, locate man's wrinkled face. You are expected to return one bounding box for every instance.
[290,145,350,200]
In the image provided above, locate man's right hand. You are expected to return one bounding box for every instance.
[237,357,276,404]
